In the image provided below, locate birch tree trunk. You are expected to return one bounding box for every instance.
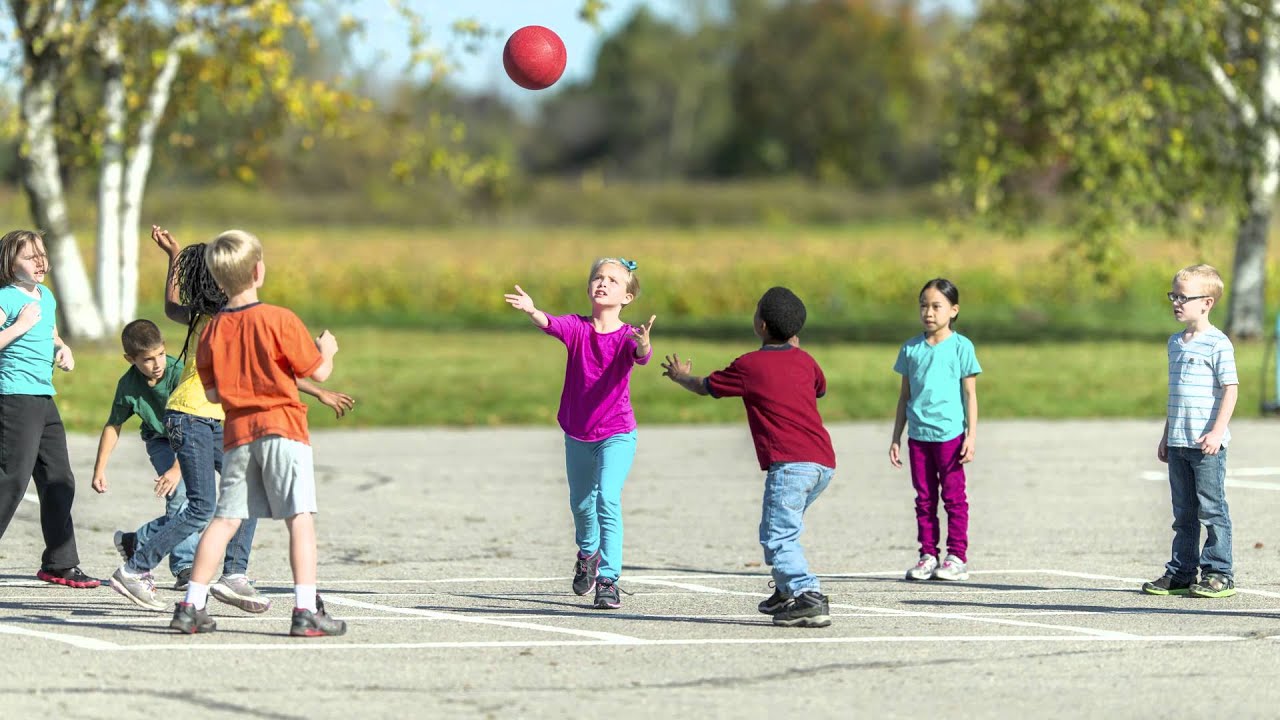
[96,23,125,330]
[16,15,105,341]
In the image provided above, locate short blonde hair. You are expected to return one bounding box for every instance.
[1174,263,1225,301]
[588,258,641,298]
[204,229,262,296]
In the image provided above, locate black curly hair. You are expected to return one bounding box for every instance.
[757,286,806,343]
[174,242,227,362]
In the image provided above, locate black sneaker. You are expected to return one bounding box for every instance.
[1141,574,1193,596]
[594,577,622,609]
[1188,573,1237,598]
[172,567,192,591]
[758,586,789,615]
[37,566,100,589]
[572,550,601,596]
[772,591,832,628]
[170,602,217,634]
[291,596,348,637]
[113,531,137,564]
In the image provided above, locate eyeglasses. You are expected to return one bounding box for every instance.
[1167,292,1210,304]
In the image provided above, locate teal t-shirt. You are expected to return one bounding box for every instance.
[106,355,184,441]
[893,332,982,442]
[0,284,57,396]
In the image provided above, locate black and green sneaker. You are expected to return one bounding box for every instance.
[1141,574,1193,596]
[772,591,832,628]
[1188,573,1236,599]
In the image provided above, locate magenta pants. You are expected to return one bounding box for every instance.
[908,434,968,562]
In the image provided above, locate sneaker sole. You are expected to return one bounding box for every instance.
[210,584,272,614]
[170,619,217,634]
[38,570,100,589]
[772,613,832,628]
[291,625,348,637]
[905,572,933,581]
[1188,587,1237,598]
[108,578,167,611]
[112,531,131,563]
[1142,586,1191,596]
[933,573,969,581]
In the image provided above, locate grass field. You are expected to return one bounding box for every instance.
[50,327,1280,434]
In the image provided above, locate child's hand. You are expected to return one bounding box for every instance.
[889,442,902,468]
[54,344,74,371]
[503,285,536,313]
[1157,436,1168,463]
[959,434,976,464]
[1195,431,1224,455]
[316,329,338,357]
[317,388,355,418]
[151,225,179,258]
[632,315,656,351]
[92,474,108,494]
[154,469,180,498]
[14,301,40,332]
[660,353,693,381]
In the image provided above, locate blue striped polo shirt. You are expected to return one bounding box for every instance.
[1166,327,1238,448]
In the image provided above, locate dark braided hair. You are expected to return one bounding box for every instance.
[174,243,227,363]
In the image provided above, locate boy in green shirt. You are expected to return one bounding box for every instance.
[91,319,198,589]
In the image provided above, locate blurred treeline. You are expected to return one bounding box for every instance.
[0,0,964,228]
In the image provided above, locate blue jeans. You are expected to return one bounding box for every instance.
[759,462,833,596]
[128,412,256,575]
[1166,446,1232,580]
[564,430,637,581]
[132,435,198,575]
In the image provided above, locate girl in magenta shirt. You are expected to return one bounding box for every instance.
[504,258,655,610]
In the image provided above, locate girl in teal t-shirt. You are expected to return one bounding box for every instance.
[889,278,982,584]
[0,229,97,588]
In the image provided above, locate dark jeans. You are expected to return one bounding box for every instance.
[128,411,256,575]
[0,395,80,570]
[1166,445,1232,580]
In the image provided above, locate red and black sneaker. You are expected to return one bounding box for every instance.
[290,595,348,637]
[37,566,100,589]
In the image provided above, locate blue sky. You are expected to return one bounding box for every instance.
[353,1,971,98]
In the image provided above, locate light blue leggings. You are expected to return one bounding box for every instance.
[564,430,637,581]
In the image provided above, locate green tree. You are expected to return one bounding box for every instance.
[948,0,1278,337]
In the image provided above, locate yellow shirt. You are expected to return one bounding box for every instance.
[165,317,224,420]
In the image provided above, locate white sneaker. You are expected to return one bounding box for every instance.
[905,554,939,581]
[933,554,969,581]
[109,566,166,611]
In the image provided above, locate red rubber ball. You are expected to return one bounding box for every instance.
[503,25,567,90]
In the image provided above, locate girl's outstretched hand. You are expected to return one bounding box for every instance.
[632,315,656,348]
[504,285,535,313]
[151,225,179,257]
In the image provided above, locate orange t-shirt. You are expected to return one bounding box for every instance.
[196,303,323,451]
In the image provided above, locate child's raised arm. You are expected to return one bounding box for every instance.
[661,353,709,396]
[504,285,550,329]
[151,225,190,325]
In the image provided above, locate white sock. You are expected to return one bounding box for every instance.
[185,582,209,610]
[295,584,317,612]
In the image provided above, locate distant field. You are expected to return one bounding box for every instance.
[51,327,1280,434]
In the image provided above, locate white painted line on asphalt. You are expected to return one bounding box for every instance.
[108,633,1245,652]
[321,594,645,644]
[0,622,121,650]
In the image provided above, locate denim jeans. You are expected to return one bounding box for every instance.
[128,412,256,575]
[564,430,637,581]
[132,434,199,575]
[759,461,833,596]
[1166,445,1232,580]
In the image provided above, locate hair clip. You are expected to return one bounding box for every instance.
[619,258,637,271]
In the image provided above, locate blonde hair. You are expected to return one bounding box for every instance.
[1174,263,1225,301]
[0,230,45,286]
[588,258,641,298]
[204,229,263,296]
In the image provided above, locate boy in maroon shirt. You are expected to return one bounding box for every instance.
[662,287,836,628]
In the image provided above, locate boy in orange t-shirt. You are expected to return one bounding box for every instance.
[169,229,346,637]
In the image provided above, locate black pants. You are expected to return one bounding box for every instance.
[0,394,80,570]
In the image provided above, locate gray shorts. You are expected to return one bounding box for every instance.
[215,436,317,520]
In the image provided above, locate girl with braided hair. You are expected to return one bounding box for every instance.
[109,226,353,612]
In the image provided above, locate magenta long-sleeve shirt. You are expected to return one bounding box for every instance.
[543,314,651,442]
